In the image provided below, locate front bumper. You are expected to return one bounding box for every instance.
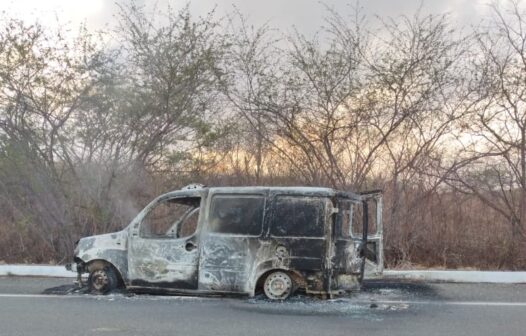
[66,262,86,287]
[65,262,77,273]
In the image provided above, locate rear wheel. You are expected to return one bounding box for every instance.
[88,264,118,295]
[263,271,294,300]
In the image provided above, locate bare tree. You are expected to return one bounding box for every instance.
[444,1,526,247]
[113,3,228,171]
[0,17,107,262]
[218,9,286,184]
[364,10,473,262]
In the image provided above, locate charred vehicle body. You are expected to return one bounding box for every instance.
[67,185,383,300]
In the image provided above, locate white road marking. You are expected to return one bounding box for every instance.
[0,293,526,308]
[0,293,204,300]
[0,294,59,299]
[360,300,526,307]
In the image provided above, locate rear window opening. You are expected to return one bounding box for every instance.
[339,200,377,238]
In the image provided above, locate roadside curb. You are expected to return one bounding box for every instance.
[383,270,526,284]
[0,265,74,278]
[2,265,526,283]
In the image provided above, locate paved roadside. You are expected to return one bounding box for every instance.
[1,277,526,336]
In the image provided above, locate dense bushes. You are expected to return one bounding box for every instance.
[1,2,526,269]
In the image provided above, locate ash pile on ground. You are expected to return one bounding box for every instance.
[231,280,436,317]
[42,283,128,296]
[240,295,394,318]
[42,279,436,318]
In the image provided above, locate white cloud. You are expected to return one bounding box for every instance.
[1,0,105,25]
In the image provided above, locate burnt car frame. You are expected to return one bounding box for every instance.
[67,185,383,300]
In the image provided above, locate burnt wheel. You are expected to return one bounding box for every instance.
[263,271,294,300]
[88,265,118,295]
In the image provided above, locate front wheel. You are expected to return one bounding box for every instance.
[87,265,118,295]
[263,271,294,300]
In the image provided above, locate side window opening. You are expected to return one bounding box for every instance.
[271,196,325,237]
[351,200,377,236]
[339,200,352,237]
[209,194,265,235]
[367,199,378,235]
[351,202,364,236]
[140,197,201,239]
[174,207,200,238]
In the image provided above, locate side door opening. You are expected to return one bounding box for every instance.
[353,192,383,277]
[128,196,201,289]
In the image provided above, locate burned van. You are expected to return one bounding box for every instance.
[66,185,383,300]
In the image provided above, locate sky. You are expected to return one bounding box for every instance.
[0,0,507,36]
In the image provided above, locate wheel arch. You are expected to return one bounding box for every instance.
[253,268,304,296]
[76,248,129,283]
[85,259,125,288]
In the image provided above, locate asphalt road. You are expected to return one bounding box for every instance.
[1,277,526,336]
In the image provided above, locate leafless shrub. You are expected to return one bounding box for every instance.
[2,1,526,269]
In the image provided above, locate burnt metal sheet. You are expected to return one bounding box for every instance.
[70,185,383,298]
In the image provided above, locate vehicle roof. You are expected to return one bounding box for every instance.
[167,185,363,199]
[209,186,336,195]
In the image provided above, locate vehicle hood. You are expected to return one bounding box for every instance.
[75,230,128,261]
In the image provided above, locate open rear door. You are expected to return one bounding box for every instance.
[360,191,383,278]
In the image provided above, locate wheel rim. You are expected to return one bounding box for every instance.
[264,272,292,300]
[91,269,109,291]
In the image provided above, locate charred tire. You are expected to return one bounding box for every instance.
[263,271,294,300]
[88,265,118,295]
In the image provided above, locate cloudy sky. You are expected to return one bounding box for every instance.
[0,0,506,35]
